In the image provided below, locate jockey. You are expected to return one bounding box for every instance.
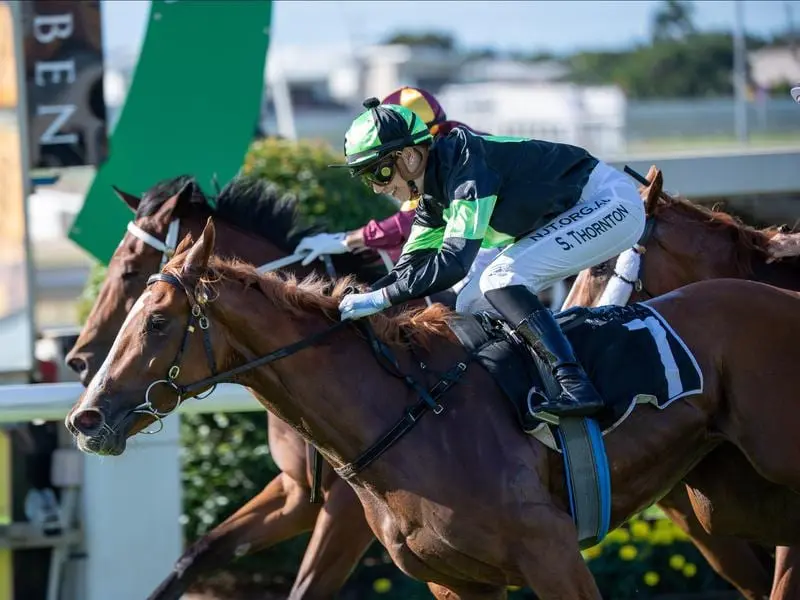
[294,86,485,268]
[331,97,646,419]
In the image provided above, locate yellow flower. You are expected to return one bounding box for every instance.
[373,578,392,593]
[619,544,638,561]
[630,520,650,540]
[606,528,631,544]
[649,529,675,545]
[669,554,686,570]
[643,571,660,586]
[683,563,697,577]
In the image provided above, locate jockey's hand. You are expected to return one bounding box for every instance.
[296,232,350,266]
[339,289,390,321]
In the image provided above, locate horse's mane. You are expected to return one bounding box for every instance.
[174,251,456,350]
[641,166,794,276]
[135,174,205,218]
[211,176,323,253]
[135,174,321,254]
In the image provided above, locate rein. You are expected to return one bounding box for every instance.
[126,218,311,275]
[125,215,465,478]
[134,271,471,479]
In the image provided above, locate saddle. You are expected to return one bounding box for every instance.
[447,303,703,547]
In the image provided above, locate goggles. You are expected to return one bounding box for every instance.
[356,153,398,187]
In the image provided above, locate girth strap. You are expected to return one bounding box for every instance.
[334,320,470,480]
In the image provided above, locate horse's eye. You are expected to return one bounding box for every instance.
[146,314,167,333]
[121,269,139,281]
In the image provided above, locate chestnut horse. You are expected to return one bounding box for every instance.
[68,171,786,599]
[564,165,800,600]
[67,173,570,600]
[65,175,390,600]
[67,218,800,599]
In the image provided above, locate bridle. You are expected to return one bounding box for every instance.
[128,270,470,479]
[123,214,324,433]
[124,215,419,498]
[130,272,220,432]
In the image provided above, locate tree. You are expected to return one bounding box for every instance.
[382,31,455,50]
[568,32,745,98]
[652,0,696,42]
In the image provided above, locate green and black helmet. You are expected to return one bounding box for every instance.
[331,97,433,172]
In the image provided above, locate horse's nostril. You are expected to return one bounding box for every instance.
[66,356,87,375]
[72,408,105,436]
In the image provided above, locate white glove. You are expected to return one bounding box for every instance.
[295,232,350,266]
[339,289,390,321]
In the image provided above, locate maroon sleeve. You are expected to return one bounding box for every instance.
[361,209,415,253]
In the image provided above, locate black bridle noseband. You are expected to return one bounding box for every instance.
[130,271,471,479]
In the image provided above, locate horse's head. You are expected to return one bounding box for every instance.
[66,216,455,460]
[65,177,204,385]
[66,219,229,455]
[563,165,781,309]
[66,175,368,387]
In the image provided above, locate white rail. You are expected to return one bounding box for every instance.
[0,381,266,600]
[0,381,263,424]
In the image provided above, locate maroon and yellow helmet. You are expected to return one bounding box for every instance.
[381,86,448,134]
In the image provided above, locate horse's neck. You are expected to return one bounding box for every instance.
[226,306,413,472]
[664,211,800,291]
[189,216,289,266]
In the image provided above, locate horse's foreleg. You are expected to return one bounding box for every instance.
[771,546,800,600]
[517,508,602,599]
[147,472,319,600]
[288,476,375,599]
[427,582,508,599]
[658,486,772,600]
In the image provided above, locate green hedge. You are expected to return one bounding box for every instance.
[76,138,738,598]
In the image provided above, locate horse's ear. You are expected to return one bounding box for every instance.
[182,217,216,276]
[645,169,664,216]
[174,233,194,257]
[112,185,141,213]
[158,180,198,221]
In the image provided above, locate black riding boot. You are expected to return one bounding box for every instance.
[484,285,604,419]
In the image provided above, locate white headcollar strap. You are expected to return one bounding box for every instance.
[126,220,397,277]
[126,219,181,267]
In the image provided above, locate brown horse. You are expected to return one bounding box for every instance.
[564,165,800,600]
[65,175,391,600]
[68,173,569,600]
[66,218,800,599]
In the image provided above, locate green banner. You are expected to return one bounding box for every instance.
[69,0,272,263]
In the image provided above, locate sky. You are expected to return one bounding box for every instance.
[102,0,799,62]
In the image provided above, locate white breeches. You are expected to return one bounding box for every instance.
[455,161,646,316]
